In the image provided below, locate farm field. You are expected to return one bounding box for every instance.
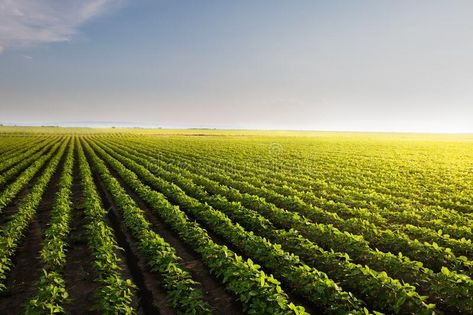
[0,128,472,315]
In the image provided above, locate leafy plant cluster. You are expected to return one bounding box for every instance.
[267,181,473,246]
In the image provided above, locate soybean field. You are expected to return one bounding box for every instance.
[0,128,472,315]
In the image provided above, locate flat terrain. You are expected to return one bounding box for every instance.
[0,127,472,314]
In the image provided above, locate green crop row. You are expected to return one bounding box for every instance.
[81,139,212,314]
[136,140,473,274]
[82,139,308,315]
[98,137,438,315]
[144,137,473,237]
[89,138,373,315]
[105,136,473,314]
[0,137,53,173]
[0,138,68,294]
[25,138,75,314]
[0,138,61,187]
[77,139,136,314]
[255,177,473,258]
[0,137,35,156]
[0,139,64,213]
[147,138,473,246]
[108,136,473,253]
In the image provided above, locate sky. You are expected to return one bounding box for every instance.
[0,0,473,132]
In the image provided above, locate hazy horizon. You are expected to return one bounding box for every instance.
[1,1,473,133]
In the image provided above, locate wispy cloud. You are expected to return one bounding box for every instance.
[0,0,123,53]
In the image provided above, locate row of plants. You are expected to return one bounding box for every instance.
[0,136,53,173]
[166,134,473,216]
[0,138,65,213]
[104,137,473,314]
[109,138,454,272]
[151,138,473,242]
[76,139,136,314]
[211,173,472,274]
[259,144,473,215]
[145,137,473,238]
[82,139,309,315]
[0,138,61,187]
[120,137,473,252]
[99,138,437,314]
[255,177,473,257]
[80,139,212,314]
[267,180,473,238]
[89,139,373,315]
[0,139,68,294]
[25,139,75,314]
[135,140,472,272]
[249,142,472,223]
[0,136,32,155]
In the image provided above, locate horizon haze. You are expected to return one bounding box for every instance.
[1,0,473,133]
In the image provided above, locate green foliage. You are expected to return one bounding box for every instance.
[84,139,309,315]
[0,138,68,295]
[1,130,472,314]
[77,140,137,314]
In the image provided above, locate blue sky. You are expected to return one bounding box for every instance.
[1,0,473,132]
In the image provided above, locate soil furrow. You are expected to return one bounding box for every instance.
[63,147,101,315]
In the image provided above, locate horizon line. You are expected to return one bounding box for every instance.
[1,123,473,136]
